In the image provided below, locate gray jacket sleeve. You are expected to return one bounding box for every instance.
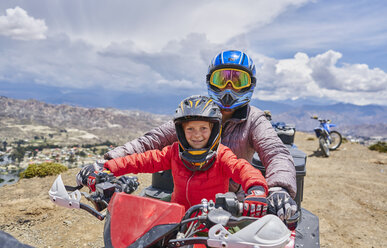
[250,111,297,198]
[104,120,177,159]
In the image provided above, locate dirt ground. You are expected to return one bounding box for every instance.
[0,132,386,248]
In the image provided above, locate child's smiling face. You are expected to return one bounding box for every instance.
[182,120,213,149]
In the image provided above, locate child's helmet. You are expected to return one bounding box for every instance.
[174,95,222,171]
[206,50,257,110]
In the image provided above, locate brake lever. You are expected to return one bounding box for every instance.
[65,185,83,191]
[80,203,106,221]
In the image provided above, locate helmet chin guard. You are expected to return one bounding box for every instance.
[220,90,237,108]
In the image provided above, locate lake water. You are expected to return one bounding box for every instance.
[0,172,19,187]
[0,155,19,187]
[0,154,13,166]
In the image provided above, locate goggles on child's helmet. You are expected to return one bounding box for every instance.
[206,50,257,110]
[174,95,222,172]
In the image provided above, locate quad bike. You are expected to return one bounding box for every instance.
[311,116,342,157]
[49,172,319,248]
[139,122,320,247]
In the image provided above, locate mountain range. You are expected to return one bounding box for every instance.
[0,96,170,144]
[250,99,387,138]
[1,96,386,142]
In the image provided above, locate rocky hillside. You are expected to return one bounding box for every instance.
[0,96,171,144]
[0,132,386,247]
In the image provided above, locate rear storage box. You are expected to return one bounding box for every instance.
[276,126,296,145]
[272,122,296,145]
[252,145,306,210]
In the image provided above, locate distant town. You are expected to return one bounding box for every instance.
[0,136,115,186]
[339,135,386,146]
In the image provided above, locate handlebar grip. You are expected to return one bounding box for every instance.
[215,192,242,216]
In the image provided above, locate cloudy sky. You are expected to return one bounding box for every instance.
[0,0,386,112]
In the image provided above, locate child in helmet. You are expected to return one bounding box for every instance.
[79,95,268,216]
[104,50,297,221]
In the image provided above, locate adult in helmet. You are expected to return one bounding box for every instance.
[104,50,297,220]
[79,95,269,215]
[206,50,257,116]
[205,50,297,220]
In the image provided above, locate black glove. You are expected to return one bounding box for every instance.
[76,160,108,192]
[267,187,298,221]
[242,186,268,217]
[103,152,113,160]
[115,176,139,194]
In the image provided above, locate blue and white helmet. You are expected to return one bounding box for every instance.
[206,50,256,110]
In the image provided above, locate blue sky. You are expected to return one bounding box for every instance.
[0,0,386,112]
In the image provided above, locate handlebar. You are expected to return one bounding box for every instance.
[175,193,293,247]
[311,116,332,123]
[179,192,257,232]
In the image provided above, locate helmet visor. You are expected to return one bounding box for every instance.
[210,69,251,90]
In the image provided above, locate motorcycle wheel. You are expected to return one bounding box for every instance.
[329,131,342,150]
[319,136,330,157]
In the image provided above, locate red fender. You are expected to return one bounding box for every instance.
[107,193,185,248]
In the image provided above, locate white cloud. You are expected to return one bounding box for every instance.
[310,50,387,92]
[255,50,387,105]
[1,28,386,106]
[0,6,47,40]
[20,0,310,51]
[0,33,215,95]
[0,0,386,107]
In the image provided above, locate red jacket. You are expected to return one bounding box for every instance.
[104,143,268,210]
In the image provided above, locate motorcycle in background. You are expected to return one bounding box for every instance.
[311,116,342,157]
